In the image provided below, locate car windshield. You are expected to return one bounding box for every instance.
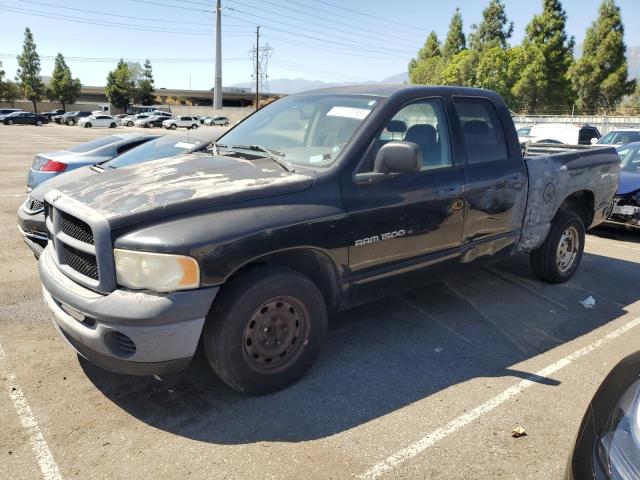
[599,131,640,145]
[617,146,640,173]
[104,135,201,168]
[216,94,380,169]
[66,136,122,153]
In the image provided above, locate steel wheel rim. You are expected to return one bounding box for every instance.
[556,226,579,273]
[242,296,310,373]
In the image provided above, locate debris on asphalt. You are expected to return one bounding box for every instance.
[153,374,162,381]
[434,347,443,353]
[511,427,527,438]
[580,296,596,308]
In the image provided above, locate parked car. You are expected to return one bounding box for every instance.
[565,350,640,480]
[53,111,74,124]
[113,114,129,120]
[199,116,209,125]
[134,115,167,128]
[27,133,156,190]
[205,116,230,126]
[163,116,199,130]
[65,111,92,125]
[121,114,149,127]
[78,114,119,128]
[597,128,640,146]
[2,112,49,126]
[36,85,619,394]
[42,109,65,121]
[18,132,215,257]
[528,123,601,145]
[606,142,640,227]
[0,108,23,120]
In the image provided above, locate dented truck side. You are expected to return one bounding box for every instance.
[37,85,620,394]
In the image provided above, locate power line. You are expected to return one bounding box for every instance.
[226,0,418,50]
[222,7,410,58]
[223,5,412,55]
[0,53,247,63]
[307,0,427,33]
[270,58,369,82]
[234,0,419,48]
[0,4,253,36]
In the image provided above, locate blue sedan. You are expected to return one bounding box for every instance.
[608,142,640,227]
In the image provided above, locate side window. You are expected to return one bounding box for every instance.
[372,98,452,171]
[453,97,508,164]
[116,140,146,155]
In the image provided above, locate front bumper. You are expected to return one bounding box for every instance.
[39,247,219,375]
[17,205,47,257]
[605,197,640,228]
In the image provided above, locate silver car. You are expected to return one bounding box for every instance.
[27,133,157,190]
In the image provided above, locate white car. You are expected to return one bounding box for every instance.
[163,116,199,130]
[205,116,230,126]
[121,114,149,127]
[596,129,640,146]
[78,115,118,129]
[528,123,601,145]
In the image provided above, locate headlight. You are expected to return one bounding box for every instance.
[596,378,640,479]
[114,249,200,292]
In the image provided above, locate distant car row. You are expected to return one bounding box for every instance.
[517,123,640,147]
[0,108,230,130]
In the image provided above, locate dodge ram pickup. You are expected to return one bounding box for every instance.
[37,85,620,394]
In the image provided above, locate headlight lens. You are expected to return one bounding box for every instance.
[596,379,640,479]
[114,249,200,292]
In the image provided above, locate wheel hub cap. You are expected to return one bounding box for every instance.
[556,226,579,273]
[243,296,309,372]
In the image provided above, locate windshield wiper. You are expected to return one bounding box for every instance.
[217,143,294,172]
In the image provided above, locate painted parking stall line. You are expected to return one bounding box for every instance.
[358,315,640,480]
[0,342,63,480]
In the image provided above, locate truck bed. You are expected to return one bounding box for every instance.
[518,145,620,251]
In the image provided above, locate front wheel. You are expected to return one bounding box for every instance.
[170,124,177,130]
[7,120,13,125]
[84,122,92,128]
[191,124,198,129]
[127,121,133,127]
[110,122,116,128]
[36,120,43,126]
[224,122,229,126]
[203,266,327,395]
[530,210,585,283]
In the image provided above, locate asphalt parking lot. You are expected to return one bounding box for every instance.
[1,124,639,480]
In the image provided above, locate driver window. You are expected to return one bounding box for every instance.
[370,98,452,172]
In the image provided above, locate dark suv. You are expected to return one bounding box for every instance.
[65,111,92,125]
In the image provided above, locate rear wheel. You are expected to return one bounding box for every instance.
[191,124,198,129]
[36,120,43,126]
[170,124,177,130]
[203,266,327,395]
[224,122,229,126]
[127,121,133,127]
[7,119,13,125]
[530,210,585,283]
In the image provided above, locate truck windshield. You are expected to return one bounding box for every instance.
[216,94,380,169]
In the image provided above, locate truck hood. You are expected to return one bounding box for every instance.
[617,171,640,196]
[50,153,315,229]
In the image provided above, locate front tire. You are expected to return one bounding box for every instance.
[110,122,116,128]
[127,121,133,127]
[203,266,327,395]
[170,124,177,130]
[530,210,585,283]
[84,122,92,128]
[7,120,13,125]
[191,124,198,129]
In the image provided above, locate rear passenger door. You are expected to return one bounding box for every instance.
[452,97,526,261]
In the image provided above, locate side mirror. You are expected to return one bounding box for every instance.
[355,141,423,185]
[590,137,598,145]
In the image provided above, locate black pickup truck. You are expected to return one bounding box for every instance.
[38,85,620,394]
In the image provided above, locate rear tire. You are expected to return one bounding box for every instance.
[36,120,43,126]
[203,266,327,395]
[127,121,133,127]
[170,124,177,130]
[530,210,585,283]
[191,124,198,129]
[224,122,229,126]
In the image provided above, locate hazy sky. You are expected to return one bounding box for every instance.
[1,0,639,90]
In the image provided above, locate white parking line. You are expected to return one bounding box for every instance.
[358,315,640,480]
[0,342,63,480]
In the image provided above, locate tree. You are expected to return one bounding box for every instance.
[46,53,81,110]
[443,8,466,60]
[16,28,45,112]
[105,59,134,109]
[569,0,635,113]
[468,0,513,52]
[475,46,526,109]
[134,59,155,106]
[513,0,574,113]
[440,50,472,86]
[409,32,442,84]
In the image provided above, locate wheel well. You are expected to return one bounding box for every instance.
[224,249,341,313]
[559,190,594,228]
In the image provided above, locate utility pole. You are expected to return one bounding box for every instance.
[213,0,222,111]
[255,25,260,111]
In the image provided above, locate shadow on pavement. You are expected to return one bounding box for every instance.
[80,251,638,444]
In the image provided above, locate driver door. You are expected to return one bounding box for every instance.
[340,97,465,302]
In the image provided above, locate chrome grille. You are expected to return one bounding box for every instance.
[25,196,44,212]
[61,245,99,280]
[60,211,94,244]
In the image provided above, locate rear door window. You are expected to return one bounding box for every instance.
[453,97,508,164]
